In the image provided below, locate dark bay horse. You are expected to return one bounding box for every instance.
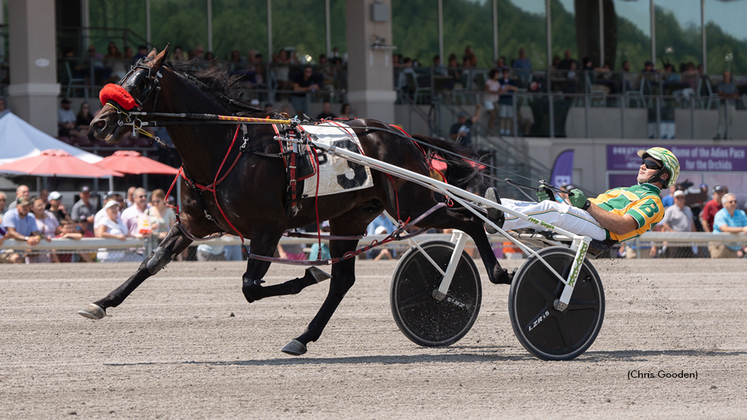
[82,46,511,355]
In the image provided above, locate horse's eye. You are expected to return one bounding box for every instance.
[139,81,147,90]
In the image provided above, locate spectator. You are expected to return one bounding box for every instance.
[0,98,10,118]
[133,45,149,63]
[0,196,41,264]
[652,190,695,258]
[449,105,481,149]
[447,53,461,86]
[309,221,331,261]
[123,46,134,61]
[57,98,77,137]
[512,47,532,87]
[45,191,68,222]
[95,200,131,263]
[462,46,477,68]
[126,186,137,208]
[73,102,94,138]
[494,56,507,71]
[433,55,447,76]
[145,189,176,242]
[0,191,6,224]
[709,193,747,258]
[483,68,501,130]
[317,54,336,88]
[371,226,394,260]
[28,196,57,263]
[71,186,95,232]
[94,192,122,230]
[701,185,727,232]
[715,70,739,140]
[366,214,396,260]
[104,42,127,81]
[8,184,29,210]
[397,57,416,98]
[228,50,246,72]
[291,65,319,117]
[196,242,226,262]
[172,45,186,61]
[84,45,110,84]
[53,219,93,263]
[120,187,153,239]
[315,101,337,120]
[498,67,519,136]
[661,183,679,208]
[339,103,352,119]
[222,235,244,261]
[273,49,293,92]
[557,49,577,70]
[276,230,306,261]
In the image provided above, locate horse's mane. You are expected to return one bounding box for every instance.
[164,60,282,119]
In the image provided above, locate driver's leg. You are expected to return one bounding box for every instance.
[500,198,607,240]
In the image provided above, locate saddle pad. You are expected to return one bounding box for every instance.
[299,122,374,198]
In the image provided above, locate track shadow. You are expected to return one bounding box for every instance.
[579,349,747,362]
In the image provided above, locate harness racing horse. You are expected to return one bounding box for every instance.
[81,45,512,355]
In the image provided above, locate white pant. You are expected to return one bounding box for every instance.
[500,199,608,241]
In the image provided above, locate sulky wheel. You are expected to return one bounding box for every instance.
[390,240,481,347]
[508,246,605,361]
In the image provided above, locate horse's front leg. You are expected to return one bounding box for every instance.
[241,230,331,303]
[282,238,359,356]
[77,224,193,319]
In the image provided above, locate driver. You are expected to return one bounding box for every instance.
[486,147,679,243]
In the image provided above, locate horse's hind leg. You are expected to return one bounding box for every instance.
[77,224,193,319]
[240,230,331,303]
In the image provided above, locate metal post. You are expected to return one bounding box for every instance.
[439,0,444,63]
[620,95,625,138]
[325,0,331,56]
[207,0,213,52]
[701,0,706,74]
[635,237,640,259]
[599,0,604,67]
[146,0,151,47]
[546,0,553,138]
[656,96,661,138]
[492,0,498,62]
[650,0,656,66]
[513,93,518,137]
[725,99,730,140]
[267,0,273,60]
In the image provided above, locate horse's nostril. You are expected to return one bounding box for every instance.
[94,120,106,130]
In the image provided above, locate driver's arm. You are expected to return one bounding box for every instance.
[586,203,639,236]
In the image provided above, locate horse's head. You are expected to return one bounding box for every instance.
[91,45,170,143]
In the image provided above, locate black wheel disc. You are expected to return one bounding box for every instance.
[390,240,481,347]
[508,246,605,360]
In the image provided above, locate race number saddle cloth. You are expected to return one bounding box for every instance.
[296,122,374,199]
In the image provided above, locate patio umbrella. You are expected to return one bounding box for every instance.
[93,150,178,175]
[0,149,123,191]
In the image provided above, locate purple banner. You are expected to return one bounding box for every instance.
[550,149,574,188]
[607,145,747,172]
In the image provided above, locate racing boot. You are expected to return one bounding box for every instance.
[484,187,504,234]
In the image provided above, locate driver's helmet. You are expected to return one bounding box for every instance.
[637,147,680,187]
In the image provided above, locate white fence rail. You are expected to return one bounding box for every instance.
[2,231,745,252]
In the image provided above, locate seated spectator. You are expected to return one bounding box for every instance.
[120,187,153,239]
[447,54,461,87]
[449,105,481,149]
[433,55,447,76]
[339,103,352,119]
[273,49,293,92]
[315,101,337,120]
[73,102,94,139]
[709,193,747,258]
[397,57,416,98]
[133,45,149,63]
[291,65,319,117]
[309,221,331,261]
[84,45,111,84]
[0,197,42,264]
[95,200,131,263]
[57,98,77,137]
[171,45,186,61]
[53,219,93,263]
[104,42,127,81]
[28,196,58,263]
[317,54,336,88]
[557,49,577,71]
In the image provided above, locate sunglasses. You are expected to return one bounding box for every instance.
[642,159,662,170]
[727,200,737,203]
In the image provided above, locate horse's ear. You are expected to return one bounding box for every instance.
[147,48,157,60]
[152,44,170,69]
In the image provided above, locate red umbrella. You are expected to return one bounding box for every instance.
[0,149,123,178]
[94,150,178,175]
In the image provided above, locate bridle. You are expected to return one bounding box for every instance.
[101,58,163,134]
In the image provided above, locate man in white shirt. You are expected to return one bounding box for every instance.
[120,187,153,239]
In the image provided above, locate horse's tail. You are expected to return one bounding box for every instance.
[411,134,485,192]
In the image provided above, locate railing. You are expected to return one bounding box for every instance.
[3,232,745,262]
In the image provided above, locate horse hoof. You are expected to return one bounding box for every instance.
[306,267,331,283]
[77,303,106,320]
[281,340,307,356]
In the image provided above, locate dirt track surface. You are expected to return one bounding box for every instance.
[1,258,746,419]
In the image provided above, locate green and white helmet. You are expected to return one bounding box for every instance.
[637,147,680,187]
